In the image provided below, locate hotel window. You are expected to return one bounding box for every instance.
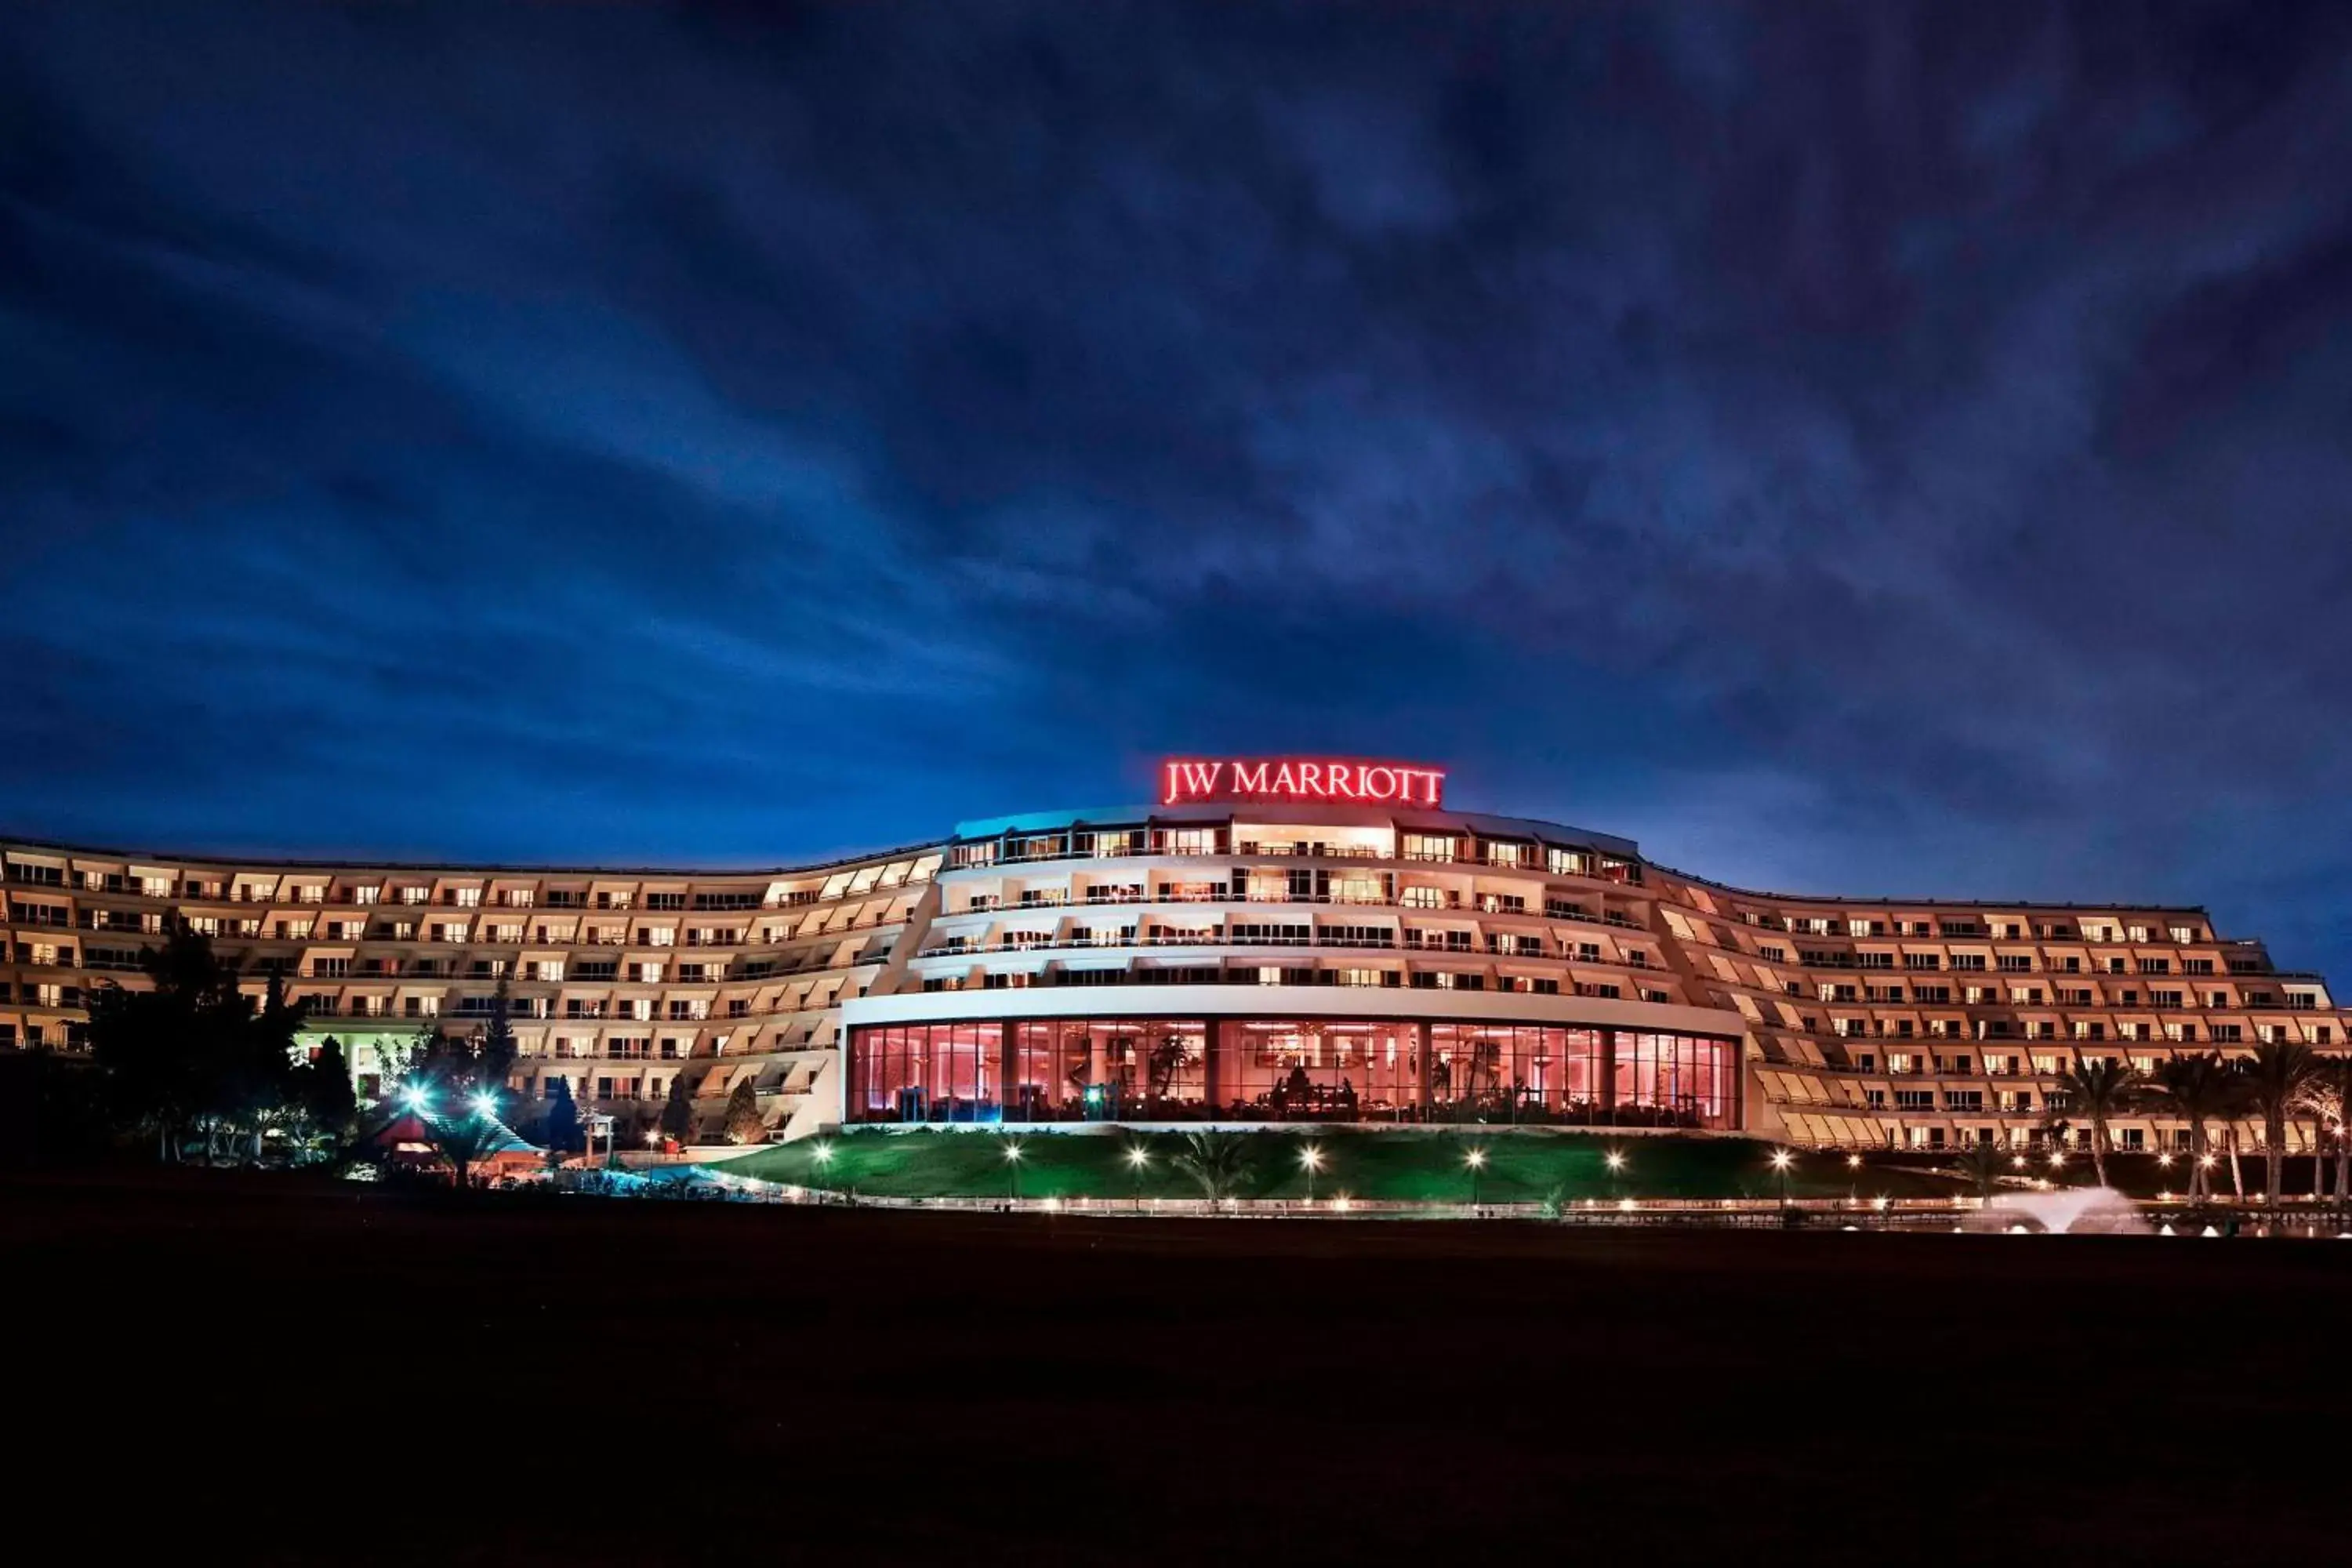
[2169,924,2197,943]
[451,887,481,908]
[1483,841,1525,868]
[2127,924,2151,942]
[1400,834,1457,864]
[1158,829,1217,856]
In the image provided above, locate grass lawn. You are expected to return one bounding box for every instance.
[723,1126,1964,1202]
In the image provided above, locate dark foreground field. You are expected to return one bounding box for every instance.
[5,1172,2343,1565]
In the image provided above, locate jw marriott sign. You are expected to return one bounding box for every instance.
[1159,757,1446,808]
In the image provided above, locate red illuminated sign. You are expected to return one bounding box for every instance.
[1160,757,1446,808]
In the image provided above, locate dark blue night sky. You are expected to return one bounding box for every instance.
[5,6,2352,972]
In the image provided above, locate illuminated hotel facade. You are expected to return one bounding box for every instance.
[5,757,2346,1151]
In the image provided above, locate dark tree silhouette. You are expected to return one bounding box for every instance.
[659,1073,697,1144]
[476,973,517,1105]
[542,1076,583,1154]
[298,1036,359,1142]
[85,929,303,1161]
[723,1079,765,1145]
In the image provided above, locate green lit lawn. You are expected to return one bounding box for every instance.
[721,1127,1962,1203]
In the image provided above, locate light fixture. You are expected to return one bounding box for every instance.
[1604,1150,1626,1173]
[471,1092,497,1118]
[1465,1147,1487,1170]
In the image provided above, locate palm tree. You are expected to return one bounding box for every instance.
[423,1105,516,1190]
[2307,1052,2352,1220]
[2050,1056,2144,1189]
[1951,1139,2011,1206]
[1171,1129,1254,1203]
[2241,1040,2318,1207]
[2144,1053,2234,1200]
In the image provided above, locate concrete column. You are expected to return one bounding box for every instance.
[1415,1020,1432,1119]
[997,1018,1018,1121]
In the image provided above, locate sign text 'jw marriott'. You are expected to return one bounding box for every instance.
[1160,757,1446,808]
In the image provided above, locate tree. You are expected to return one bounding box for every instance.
[476,973,517,1098]
[1951,1139,2011,1204]
[2146,1053,2234,1200]
[542,1076,583,1156]
[296,1036,359,1147]
[659,1073,697,1145]
[85,929,303,1162]
[2242,1039,2319,1207]
[2299,1053,2352,1220]
[1171,1129,1254,1202]
[723,1079,765,1145]
[423,1105,510,1191]
[2050,1056,2143,1189]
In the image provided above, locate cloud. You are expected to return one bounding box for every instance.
[5,2,2352,972]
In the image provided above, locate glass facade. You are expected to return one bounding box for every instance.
[848,1016,1735,1127]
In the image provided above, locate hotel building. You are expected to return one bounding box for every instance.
[5,758,2345,1151]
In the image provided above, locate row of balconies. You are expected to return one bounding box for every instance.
[2,874,909,913]
[1795,988,2301,1012]
[1787,1018,2328,1047]
[954,840,1644,882]
[1733,908,2213,941]
[913,931,1651,967]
